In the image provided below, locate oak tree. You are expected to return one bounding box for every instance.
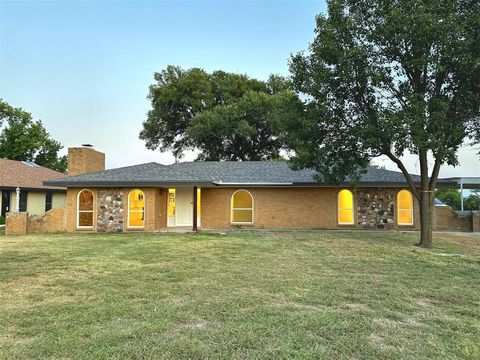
[285,0,480,247]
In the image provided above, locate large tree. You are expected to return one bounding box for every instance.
[140,66,292,160]
[0,99,67,172]
[284,0,480,247]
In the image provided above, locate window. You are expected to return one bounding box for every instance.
[338,189,354,224]
[231,190,254,224]
[168,189,176,217]
[45,191,53,212]
[19,191,28,212]
[77,190,94,228]
[397,190,413,225]
[128,189,145,228]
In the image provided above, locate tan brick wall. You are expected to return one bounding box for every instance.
[68,147,105,176]
[5,209,66,235]
[5,212,28,235]
[473,211,480,232]
[202,187,336,229]
[27,216,45,234]
[201,187,421,230]
[45,208,67,233]
[433,206,473,231]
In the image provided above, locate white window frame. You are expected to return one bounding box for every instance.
[338,189,354,225]
[76,189,94,229]
[231,189,254,225]
[397,190,414,225]
[128,189,145,229]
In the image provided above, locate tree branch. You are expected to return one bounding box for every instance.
[384,150,421,201]
[429,158,441,191]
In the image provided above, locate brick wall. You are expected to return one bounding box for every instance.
[433,206,473,231]
[201,187,420,230]
[45,208,67,232]
[473,211,480,232]
[5,209,67,235]
[27,216,45,234]
[5,212,28,235]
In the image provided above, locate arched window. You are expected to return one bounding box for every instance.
[338,189,354,225]
[77,189,94,229]
[128,189,145,228]
[397,190,413,225]
[231,190,254,224]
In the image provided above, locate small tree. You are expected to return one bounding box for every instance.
[0,100,67,172]
[285,0,480,247]
[465,193,480,210]
[140,66,292,160]
[435,189,462,210]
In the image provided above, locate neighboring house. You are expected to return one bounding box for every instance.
[44,146,461,233]
[0,159,67,217]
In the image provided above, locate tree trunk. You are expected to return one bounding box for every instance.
[419,190,434,248]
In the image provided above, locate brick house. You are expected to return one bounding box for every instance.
[0,159,67,218]
[41,146,471,233]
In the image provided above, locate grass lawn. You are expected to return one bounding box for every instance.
[0,230,479,359]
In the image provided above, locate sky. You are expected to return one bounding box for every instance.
[0,0,478,178]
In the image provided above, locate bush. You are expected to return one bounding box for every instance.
[435,189,461,210]
[0,216,5,225]
[465,194,480,210]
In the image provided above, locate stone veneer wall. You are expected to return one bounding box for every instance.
[97,189,124,232]
[357,189,396,229]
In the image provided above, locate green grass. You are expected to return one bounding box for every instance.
[0,230,479,359]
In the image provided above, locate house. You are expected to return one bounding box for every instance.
[0,158,67,218]
[42,146,469,233]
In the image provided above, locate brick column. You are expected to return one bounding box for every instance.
[473,211,480,232]
[5,212,28,235]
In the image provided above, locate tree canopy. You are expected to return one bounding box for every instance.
[283,0,480,247]
[0,99,67,172]
[140,66,293,160]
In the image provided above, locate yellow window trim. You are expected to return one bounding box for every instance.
[231,189,254,224]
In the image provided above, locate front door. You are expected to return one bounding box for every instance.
[175,188,193,226]
[1,190,10,217]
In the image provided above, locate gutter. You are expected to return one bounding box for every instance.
[212,181,293,186]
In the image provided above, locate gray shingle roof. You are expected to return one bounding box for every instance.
[43,160,455,187]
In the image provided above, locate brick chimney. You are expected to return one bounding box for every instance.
[68,145,105,176]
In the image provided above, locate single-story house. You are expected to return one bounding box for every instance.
[43,146,463,233]
[0,158,67,217]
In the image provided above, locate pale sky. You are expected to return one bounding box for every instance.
[0,0,478,178]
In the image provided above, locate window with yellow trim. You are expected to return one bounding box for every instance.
[128,189,145,228]
[231,190,253,224]
[397,190,413,225]
[338,189,354,224]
